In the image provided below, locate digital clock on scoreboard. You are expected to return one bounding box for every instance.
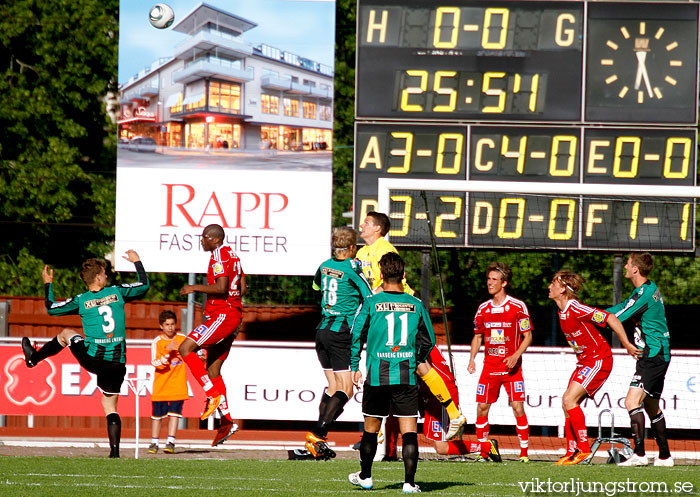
[354,0,700,252]
[356,0,699,124]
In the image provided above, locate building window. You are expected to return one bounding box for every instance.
[303,101,316,119]
[209,81,241,114]
[319,104,332,121]
[283,98,299,117]
[261,125,280,149]
[262,94,280,115]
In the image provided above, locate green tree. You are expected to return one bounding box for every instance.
[0,0,118,294]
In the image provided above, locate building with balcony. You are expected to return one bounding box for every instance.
[118,2,333,151]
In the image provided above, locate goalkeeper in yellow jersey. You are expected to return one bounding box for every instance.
[357,211,465,440]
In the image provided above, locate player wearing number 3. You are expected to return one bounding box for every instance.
[21,251,150,458]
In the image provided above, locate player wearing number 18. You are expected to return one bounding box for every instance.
[349,252,435,493]
[21,251,150,458]
[304,227,373,459]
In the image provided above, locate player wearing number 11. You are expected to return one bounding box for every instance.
[349,252,435,493]
[21,251,150,458]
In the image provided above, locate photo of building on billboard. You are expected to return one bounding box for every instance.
[114,1,335,275]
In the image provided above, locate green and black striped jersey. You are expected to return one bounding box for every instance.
[350,291,435,386]
[45,262,149,363]
[313,257,373,333]
[607,280,670,361]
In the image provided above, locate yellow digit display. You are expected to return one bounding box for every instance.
[387,132,413,173]
[400,70,428,111]
[548,199,575,240]
[500,136,527,173]
[629,201,640,240]
[680,203,690,241]
[433,71,458,112]
[434,196,462,238]
[436,133,463,174]
[497,197,525,239]
[389,195,413,237]
[550,136,577,176]
[433,7,460,49]
[612,136,641,178]
[663,137,691,179]
[482,72,507,113]
[472,201,494,235]
[482,8,509,49]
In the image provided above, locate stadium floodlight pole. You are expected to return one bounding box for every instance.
[420,191,456,376]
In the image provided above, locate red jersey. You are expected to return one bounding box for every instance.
[419,346,460,408]
[558,299,612,363]
[473,295,532,374]
[205,245,244,316]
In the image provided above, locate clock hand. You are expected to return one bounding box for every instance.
[634,51,654,98]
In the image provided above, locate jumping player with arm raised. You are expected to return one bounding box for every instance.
[22,250,149,458]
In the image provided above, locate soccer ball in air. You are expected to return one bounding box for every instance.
[149,3,174,29]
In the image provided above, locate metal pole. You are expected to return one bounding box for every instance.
[420,191,455,374]
[186,273,196,332]
[611,255,624,347]
[421,250,431,310]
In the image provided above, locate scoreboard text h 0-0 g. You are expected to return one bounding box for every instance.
[353,0,700,251]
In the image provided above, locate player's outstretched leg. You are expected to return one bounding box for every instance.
[21,336,64,367]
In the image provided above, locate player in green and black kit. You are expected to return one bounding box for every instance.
[21,250,149,458]
[302,227,373,460]
[348,252,435,494]
[607,252,673,467]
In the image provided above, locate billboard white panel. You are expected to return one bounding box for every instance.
[221,344,700,430]
[115,167,331,275]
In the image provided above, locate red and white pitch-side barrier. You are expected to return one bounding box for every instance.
[1,339,699,430]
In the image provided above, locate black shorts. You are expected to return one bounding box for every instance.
[152,400,185,419]
[315,329,351,371]
[68,335,126,395]
[630,354,670,399]
[362,383,419,418]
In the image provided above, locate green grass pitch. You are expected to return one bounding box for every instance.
[1,457,698,496]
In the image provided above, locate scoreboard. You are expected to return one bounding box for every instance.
[353,0,700,250]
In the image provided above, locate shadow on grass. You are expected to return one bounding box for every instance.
[381,481,475,491]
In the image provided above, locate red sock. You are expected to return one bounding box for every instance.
[479,441,491,458]
[183,353,219,397]
[446,440,482,455]
[211,375,234,422]
[515,413,529,457]
[564,418,577,455]
[212,375,227,396]
[567,407,591,452]
[475,416,489,442]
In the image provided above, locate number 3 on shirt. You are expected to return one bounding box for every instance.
[98,305,115,334]
[385,312,408,346]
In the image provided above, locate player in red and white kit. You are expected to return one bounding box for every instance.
[179,223,246,447]
[549,270,640,465]
[420,346,501,462]
[468,262,533,462]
